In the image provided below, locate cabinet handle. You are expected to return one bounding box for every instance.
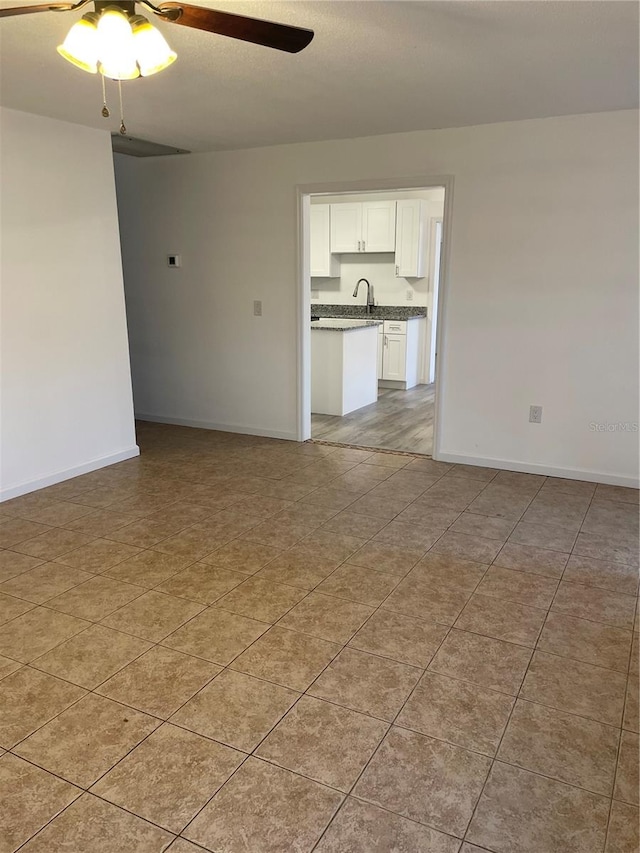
[384,335,388,347]
[395,265,399,276]
[357,240,361,251]
[362,240,365,251]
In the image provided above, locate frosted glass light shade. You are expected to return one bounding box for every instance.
[57,14,99,73]
[132,17,177,77]
[97,7,139,80]
[57,7,177,80]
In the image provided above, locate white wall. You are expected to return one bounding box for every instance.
[114,110,639,485]
[0,108,138,500]
[312,252,428,307]
[310,189,445,308]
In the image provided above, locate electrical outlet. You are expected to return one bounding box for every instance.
[406,289,413,301]
[253,300,262,317]
[529,405,543,424]
[311,290,320,301]
[167,254,181,268]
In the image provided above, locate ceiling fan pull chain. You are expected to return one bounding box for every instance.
[101,74,110,118]
[118,79,127,135]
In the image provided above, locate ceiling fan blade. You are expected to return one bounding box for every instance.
[156,2,314,53]
[0,2,76,17]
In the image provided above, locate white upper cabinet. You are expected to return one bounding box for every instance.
[330,201,396,253]
[395,199,427,278]
[361,201,397,251]
[310,204,340,277]
[329,203,362,253]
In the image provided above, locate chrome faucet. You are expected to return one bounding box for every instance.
[353,278,375,314]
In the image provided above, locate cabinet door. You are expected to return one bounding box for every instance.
[330,203,362,253]
[404,318,424,389]
[310,205,339,277]
[362,201,396,252]
[382,334,407,381]
[395,199,427,277]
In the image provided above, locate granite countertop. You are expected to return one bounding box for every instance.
[311,318,383,331]
[311,304,427,321]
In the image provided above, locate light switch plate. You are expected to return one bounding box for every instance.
[253,300,262,316]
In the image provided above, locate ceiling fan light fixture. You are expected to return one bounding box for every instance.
[57,12,100,74]
[131,15,177,77]
[97,5,139,80]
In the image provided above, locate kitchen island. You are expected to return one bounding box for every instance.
[311,318,382,415]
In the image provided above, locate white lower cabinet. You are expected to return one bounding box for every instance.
[378,318,425,389]
[382,334,407,381]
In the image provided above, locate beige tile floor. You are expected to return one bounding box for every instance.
[0,421,638,853]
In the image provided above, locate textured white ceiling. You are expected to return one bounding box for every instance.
[0,0,637,152]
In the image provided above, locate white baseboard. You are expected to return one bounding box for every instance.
[0,446,140,502]
[135,413,299,443]
[435,450,639,489]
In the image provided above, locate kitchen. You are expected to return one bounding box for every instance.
[309,188,445,455]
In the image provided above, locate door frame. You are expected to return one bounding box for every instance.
[426,217,444,385]
[295,175,455,459]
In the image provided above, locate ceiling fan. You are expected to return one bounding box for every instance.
[0,1,313,133]
[0,0,314,54]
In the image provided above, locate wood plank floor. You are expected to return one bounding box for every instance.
[312,383,435,455]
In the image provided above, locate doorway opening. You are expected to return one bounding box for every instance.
[297,179,450,458]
